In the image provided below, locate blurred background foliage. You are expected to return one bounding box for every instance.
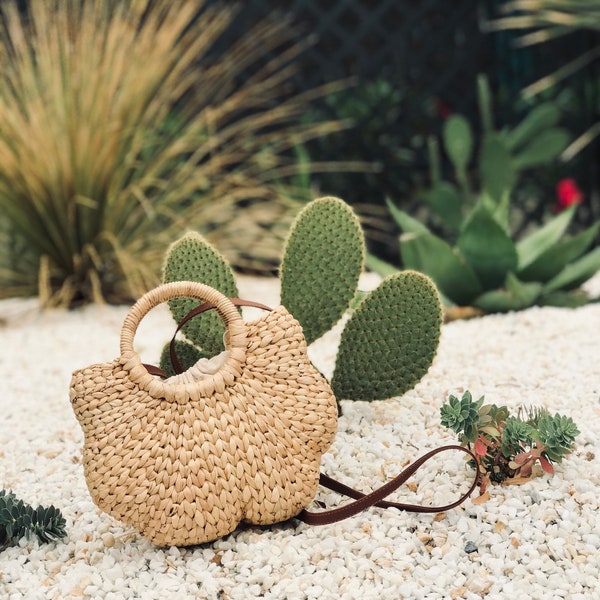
[214,0,599,261]
[0,0,598,305]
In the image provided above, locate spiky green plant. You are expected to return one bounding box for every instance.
[160,196,443,402]
[0,0,348,307]
[441,391,580,494]
[369,75,600,313]
[487,0,600,159]
[0,489,66,550]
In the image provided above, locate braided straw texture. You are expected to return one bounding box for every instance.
[70,282,338,547]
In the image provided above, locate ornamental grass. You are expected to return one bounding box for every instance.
[0,0,348,306]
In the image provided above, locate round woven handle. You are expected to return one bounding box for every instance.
[119,281,247,402]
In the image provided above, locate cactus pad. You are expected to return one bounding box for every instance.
[162,232,238,356]
[159,339,207,377]
[280,197,364,345]
[332,271,442,401]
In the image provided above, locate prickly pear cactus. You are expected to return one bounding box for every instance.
[332,271,442,401]
[161,232,238,370]
[160,198,443,403]
[280,197,364,345]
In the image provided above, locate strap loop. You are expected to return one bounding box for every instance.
[298,445,478,525]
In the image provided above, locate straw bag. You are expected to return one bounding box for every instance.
[70,281,477,547]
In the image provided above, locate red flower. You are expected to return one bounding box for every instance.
[554,178,583,213]
[434,98,453,120]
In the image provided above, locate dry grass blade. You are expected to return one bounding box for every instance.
[0,0,352,306]
[487,0,600,157]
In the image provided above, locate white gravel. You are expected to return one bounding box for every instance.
[0,274,599,600]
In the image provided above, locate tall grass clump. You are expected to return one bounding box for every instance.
[0,0,346,306]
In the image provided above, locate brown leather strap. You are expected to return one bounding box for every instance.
[143,297,272,377]
[298,445,478,525]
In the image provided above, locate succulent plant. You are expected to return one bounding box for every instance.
[533,413,580,464]
[0,489,66,550]
[160,196,443,402]
[440,391,580,495]
[440,390,483,442]
[370,75,600,313]
[501,416,533,457]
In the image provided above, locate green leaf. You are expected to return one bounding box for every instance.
[365,252,398,278]
[477,74,494,134]
[332,271,442,401]
[513,128,570,169]
[457,203,518,290]
[400,231,482,306]
[443,115,473,171]
[516,206,576,271]
[505,103,561,152]
[519,221,600,282]
[542,246,600,293]
[538,290,590,308]
[480,134,515,204]
[473,272,542,312]
[423,182,463,231]
[385,198,429,234]
[280,197,364,345]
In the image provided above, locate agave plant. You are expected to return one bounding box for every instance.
[369,76,600,313]
[0,0,347,306]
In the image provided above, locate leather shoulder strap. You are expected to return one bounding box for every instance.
[298,445,478,525]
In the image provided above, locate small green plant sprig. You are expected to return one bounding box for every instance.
[0,489,67,550]
[440,391,580,495]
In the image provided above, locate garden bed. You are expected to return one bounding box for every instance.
[0,274,598,599]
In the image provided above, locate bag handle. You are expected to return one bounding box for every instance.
[299,445,478,525]
[119,281,249,402]
[145,297,273,378]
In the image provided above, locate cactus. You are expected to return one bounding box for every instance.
[159,339,207,377]
[332,271,442,401]
[161,232,238,371]
[280,197,364,345]
[161,197,443,402]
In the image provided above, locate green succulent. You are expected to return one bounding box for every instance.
[441,391,580,492]
[370,75,600,313]
[501,416,533,458]
[534,413,580,463]
[439,390,483,442]
[160,197,443,402]
[0,489,66,549]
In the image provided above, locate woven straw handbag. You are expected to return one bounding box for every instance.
[70,281,477,547]
[70,281,339,546]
